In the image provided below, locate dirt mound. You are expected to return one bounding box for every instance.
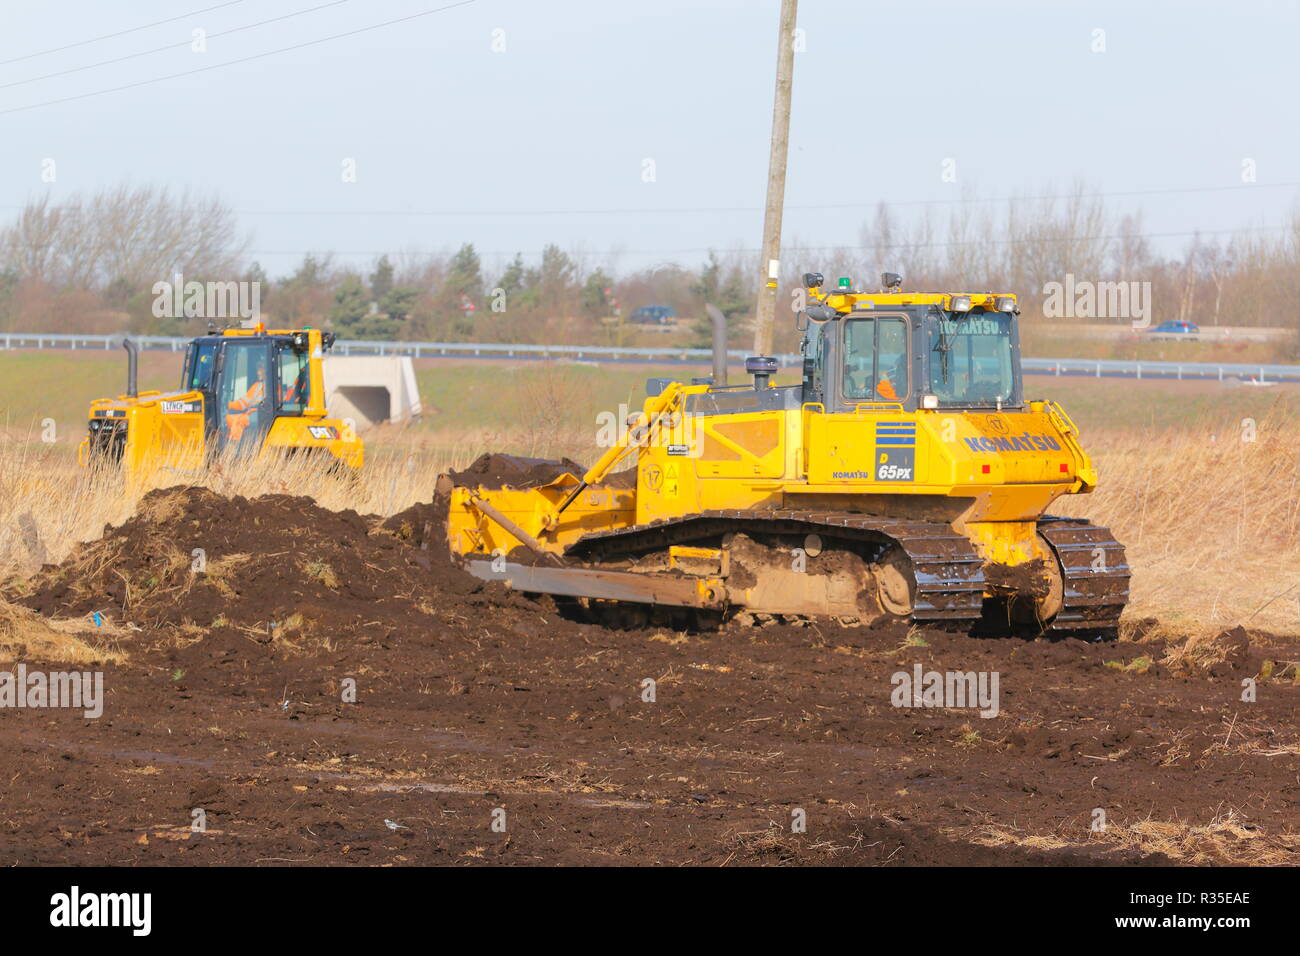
[379,498,457,568]
[16,486,492,632]
[0,599,127,665]
[448,453,585,489]
[1162,624,1258,676]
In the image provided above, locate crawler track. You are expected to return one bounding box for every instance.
[570,509,987,623]
[571,510,1129,633]
[1037,517,1130,633]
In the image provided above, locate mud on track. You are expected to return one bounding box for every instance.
[2,487,1298,866]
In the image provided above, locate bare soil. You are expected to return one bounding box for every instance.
[449,453,585,490]
[2,487,1298,866]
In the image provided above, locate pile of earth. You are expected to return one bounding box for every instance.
[13,486,518,636]
[448,454,587,490]
[447,453,637,490]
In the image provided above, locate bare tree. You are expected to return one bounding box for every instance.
[0,185,248,291]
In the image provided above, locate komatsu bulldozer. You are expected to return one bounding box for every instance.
[80,325,363,482]
[443,273,1128,636]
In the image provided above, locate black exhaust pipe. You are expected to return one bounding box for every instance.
[122,337,138,398]
[705,304,728,386]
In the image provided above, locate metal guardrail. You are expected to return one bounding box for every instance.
[0,331,800,365]
[2,331,1298,382]
[1019,357,1300,382]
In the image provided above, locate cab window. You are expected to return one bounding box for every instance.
[218,342,271,421]
[927,313,1016,407]
[843,316,909,402]
[184,339,219,391]
[802,323,826,402]
[812,325,825,397]
[275,342,310,414]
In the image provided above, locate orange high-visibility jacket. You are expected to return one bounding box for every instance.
[228,379,266,412]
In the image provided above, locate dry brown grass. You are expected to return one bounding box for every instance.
[1057,418,1300,635]
[962,811,1300,866]
[1157,625,1270,675]
[1,413,1297,636]
[0,599,128,664]
[0,414,601,582]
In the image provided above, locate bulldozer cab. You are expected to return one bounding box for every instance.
[81,324,363,479]
[180,329,328,454]
[800,277,1024,414]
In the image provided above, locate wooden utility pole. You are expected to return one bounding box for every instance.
[751,0,798,357]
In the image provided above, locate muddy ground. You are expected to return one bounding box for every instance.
[1,487,1298,866]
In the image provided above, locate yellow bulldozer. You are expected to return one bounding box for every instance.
[442,272,1128,636]
[80,325,364,482]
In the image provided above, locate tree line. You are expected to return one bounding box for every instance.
[2,183,1297,357]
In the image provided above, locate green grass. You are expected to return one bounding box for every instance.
[1020,327,1298,366]
[1026,376,1298,434]
[2,348,1295,448]
[0,351,179,435]
[411,360,761,436]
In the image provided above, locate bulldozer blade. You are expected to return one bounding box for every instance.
[464,559,726,609]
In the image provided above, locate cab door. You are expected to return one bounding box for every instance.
[274,340,312,416]
[182,338,221,439]
[214,339,275,453]
[807,314,920,485]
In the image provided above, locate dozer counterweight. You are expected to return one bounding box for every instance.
[443,274,1128,636]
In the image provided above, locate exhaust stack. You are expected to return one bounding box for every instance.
[122,337,138,398]
[705,304,728,386]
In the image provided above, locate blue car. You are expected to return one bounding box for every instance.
[1152,320,1199,334]
[630,305,677,325]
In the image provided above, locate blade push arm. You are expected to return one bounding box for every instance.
[555,380,683,516]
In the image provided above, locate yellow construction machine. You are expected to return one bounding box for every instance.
[80,325,363,482]
[442,273,1128,635]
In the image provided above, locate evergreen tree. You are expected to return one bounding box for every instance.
[498,253,526,297]
[537,244,576,313]
[582,269,613,319]
[370,255,394,301]
[689,252,752,347]
[445,244,483,301]
[380,286,420,321]
[329,274,370,334]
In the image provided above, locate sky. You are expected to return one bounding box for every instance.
[1,0,1297,279]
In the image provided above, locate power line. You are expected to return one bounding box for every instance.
[0,1,247,67]
[163,179,1300,219]
[241,222,1294,260]
[0,0,351,92]
[0,0,476,117]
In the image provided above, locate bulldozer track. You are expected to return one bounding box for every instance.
[568,509,987,623]
[568,511,1129,632]
[1037,517,1130,633]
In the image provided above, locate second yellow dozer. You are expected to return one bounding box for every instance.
[80,325,363,484]
[443,273,1129,636]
